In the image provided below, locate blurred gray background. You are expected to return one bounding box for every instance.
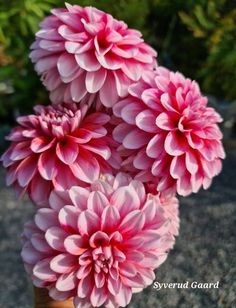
[0,150,235,308]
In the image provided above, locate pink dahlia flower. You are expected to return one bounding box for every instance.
[113,67,225,196]
[21,173,175,307]
[30,3,157,107]
[1,103,119,206]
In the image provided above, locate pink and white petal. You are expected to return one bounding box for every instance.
[82,143,111,160]
[164,131,188,156]
[68,186,89,210]
[121,60,142,81]
[146,134,165,159]
[16,155,38,187]
[59,205,79,231]
[94,271,105,289]
[50,253,76,274]
[31,137,56,153]
[33,258,57,281]
[78,210,100,236]
[87,191,109,215]
[34,208,58,231]
[56,270,77,291]
[10,141,31,160]
[38,150,57,180]
[70,73,87,102]
[77,274,93,298]
[99,72,119,107]
[123,129,149,150]
[57,53,78,77]
[176,173,192,196]
[70,151,100,183]
[89,231,109,248]
[133,149,153,170]
[155,112,175,131]
[121,103,144,125]
[77,264,92,280]
[101,206,120,232]
[75,51,101,72]
[85,68,107,93]
[30,175,52,207]
[31,234,52,254]
[49,287,73,302]
[112,123,132,143]
[45,226,67,251]
[64,234,88,255]
[136,110,158,133]
[110,186,140,216]
[113,70,130,97]
[90,286,107,307]
[119,210,145,236]
[170,155,185,179]
[56,141,79,165]
[115,284,132,307]
[49,190,70,211]
[185,151,198,174]
[107,276,121,296]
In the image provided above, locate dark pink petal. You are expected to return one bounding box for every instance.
[56,140,79,164]
[38,150,57,180]
[31,137,56,153]
[10,141,31,160]
[16,155,37,187]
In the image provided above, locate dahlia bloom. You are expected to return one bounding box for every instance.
[21,173,175,308]
[1,103,119,206]
[30,3,157,107]
[113,67,225,196]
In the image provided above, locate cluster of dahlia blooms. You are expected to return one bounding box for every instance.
[1,3,224,308]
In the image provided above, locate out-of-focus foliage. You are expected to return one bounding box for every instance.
[179,0,236,101]
[0,0,236,127]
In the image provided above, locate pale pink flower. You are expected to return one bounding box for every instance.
[1,103,119,206]
[21,173,176,307]
[113,67,225,196]
[30,3,157,107]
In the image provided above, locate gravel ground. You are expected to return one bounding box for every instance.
[0,151,235,308]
